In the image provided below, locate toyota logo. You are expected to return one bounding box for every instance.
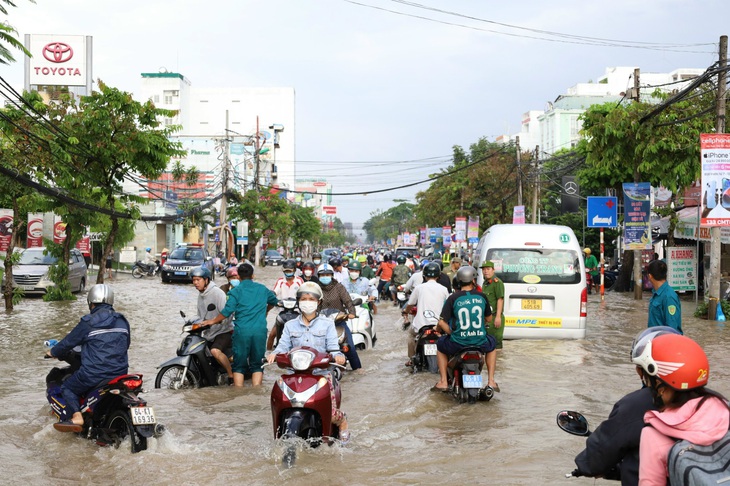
[527,286,537,293]
[42,42,74,63]
[564,181,578,195]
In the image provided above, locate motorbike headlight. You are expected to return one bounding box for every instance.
[289,349,315,371]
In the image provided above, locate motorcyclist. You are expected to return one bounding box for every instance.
[273,260,304,301]
[190,267,234,383]
[144,247,159,275]
[219,265,240,294]
[267,282,350,443]
[403,262,448,366]
[312,252,322,266]
[433,266,495,391]
[46,284,130,432]
[330,257,348,283]
[572,326,679,485]
[294,253,304,273]
[317,263,363,372]
[390,255,412,305]
[301,261,319,283]
[342,260,378,315]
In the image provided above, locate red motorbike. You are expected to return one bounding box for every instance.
[269,346,343,467]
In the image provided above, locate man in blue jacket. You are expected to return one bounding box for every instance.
[46,284,130,432]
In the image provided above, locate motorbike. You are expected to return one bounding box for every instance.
[45,344,163,453]
[268,346,345,467]
[411,320,441,374]
[320,308,352,381]
[268,298,300,350]
[132,260,160,278]
[446,348,494,404]
[556,410,593,478]
[154,307,233,389]
[396,286,409,310]
[346,293,377,350]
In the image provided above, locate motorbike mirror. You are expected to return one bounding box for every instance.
[207,303,216,312]
[556,410,591,437]
[180,310,186,319]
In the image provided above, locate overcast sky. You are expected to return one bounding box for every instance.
[3,0,729,234]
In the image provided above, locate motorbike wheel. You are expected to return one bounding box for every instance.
[132,267,144,279]
[155,365,199,389]
[604,274,616,291]
[105,409,147,453]
[426,355,439,374]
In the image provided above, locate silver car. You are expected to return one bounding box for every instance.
[11,247,88,295]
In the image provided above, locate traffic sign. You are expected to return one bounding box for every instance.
[587,196,618,228]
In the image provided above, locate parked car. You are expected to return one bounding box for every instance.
[160,244,214,283]
[9,247,88,295]
[264,249,284,267]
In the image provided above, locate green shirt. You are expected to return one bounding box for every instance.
[440,290,492,347]
[483,277,505,322]
[361,265,376,280]
[585,255,599,276]
[221,279,278,334]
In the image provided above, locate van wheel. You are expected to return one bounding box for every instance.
[77,278,86,293]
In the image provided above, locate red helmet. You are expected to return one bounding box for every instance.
[632,333,709,391]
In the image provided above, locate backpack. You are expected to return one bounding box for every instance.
[667,429,730,485]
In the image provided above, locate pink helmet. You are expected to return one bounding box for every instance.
[226,266,239,278]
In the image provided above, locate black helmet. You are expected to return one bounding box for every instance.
[396,255,407,264]
[191,266,212,280]
[423,262,441,278]
[312,252,322,259]
[436,260,444,270]
[330,257,343,268]
[455,266,477,284]
[302,261,316,271]
[283,259,297,270]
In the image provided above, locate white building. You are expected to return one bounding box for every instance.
[137,72,296,192]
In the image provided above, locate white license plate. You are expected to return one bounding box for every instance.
[423,343,437,356]
[131,407,156,425]
[20,285,35,291]
[462,374,483,389]
[174,271,187,276]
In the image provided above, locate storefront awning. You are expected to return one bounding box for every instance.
[673,206,730,243]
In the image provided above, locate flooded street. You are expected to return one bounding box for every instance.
[1,267,728,485]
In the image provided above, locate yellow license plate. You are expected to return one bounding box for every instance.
[521,299,542,310]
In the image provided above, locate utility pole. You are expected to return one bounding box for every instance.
[709,35,727,320]
[219,110,230,260]
[632,68,644,300]
[516,136,522,206]
[531,145,539,224]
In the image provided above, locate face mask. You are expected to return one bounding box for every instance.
[304,269,313,277]
[299,301,318,315]
[284,271,295,278]
[296,257,301,262]
[319,276,332,285]
[229,279,240,288]
[349,272,360,280]
[313,259,321,265]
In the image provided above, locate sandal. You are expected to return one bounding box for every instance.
[54,420,83,433]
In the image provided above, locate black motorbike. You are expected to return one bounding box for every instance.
[132,260,160,278]
[447,348,494,404]
[155,307,233,389]
[45,347,163,453]
[411,324,440,374]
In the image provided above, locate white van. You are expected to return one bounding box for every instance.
[474,224,587,339]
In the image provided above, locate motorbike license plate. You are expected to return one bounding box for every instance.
[131,407,156,425]
[521,299,542,310]
[174,271,187,276]
[462,374,483,389]
[424,343,437,356]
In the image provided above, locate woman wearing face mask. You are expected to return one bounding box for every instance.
[301,262,319,284]
[312,252,322,267]
[220,266,241,294]
[267,282,350,443]
[317,263,363,372]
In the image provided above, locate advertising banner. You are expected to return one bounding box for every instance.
[75,236,90,256]
[454,217,466,242]
[442,226,452,247]
[467,217,480,244]
[666,247,697,292]
[420,227,426,245]
[322,206,337,215]
[52,214,66,244]
[700,133,730,226]
[28,34,89,87]
[623,182,652,250]
[403,233,412,245]
[0,209,12,255]
[27,212,44,247]
[512,205,525,224]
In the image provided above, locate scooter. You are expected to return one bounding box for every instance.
[446,348,494,404]
[347,293,377,350]
[395,286,409,310]
[268,298,300,350]
[154,308,233,389]
[132,260,160,278]
[268,346,345,467]
[45,344,163,453]
[411,324,441,374]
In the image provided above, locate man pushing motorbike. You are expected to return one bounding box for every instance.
[45,284,130,432]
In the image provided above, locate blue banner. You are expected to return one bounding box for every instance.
[622,183,652,250]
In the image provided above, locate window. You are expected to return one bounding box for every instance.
[153,95,160,103]
[486,248,581,285]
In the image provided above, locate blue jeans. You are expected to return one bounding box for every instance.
[337,323,362,370]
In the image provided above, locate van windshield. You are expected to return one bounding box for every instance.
[486,248,581,284]
[18,249,57,265]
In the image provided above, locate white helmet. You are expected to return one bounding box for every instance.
[87,284,114,307]
[296,281,323,300]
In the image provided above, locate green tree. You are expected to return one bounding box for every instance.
[227,188,291,263]
[287,204,321,250]
[0,0,33,64]
[363,202,416,243]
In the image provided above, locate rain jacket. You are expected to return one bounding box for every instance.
[639,395,730,485]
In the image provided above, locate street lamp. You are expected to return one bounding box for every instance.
[269,124,284,180]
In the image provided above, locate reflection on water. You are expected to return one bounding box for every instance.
[0,272,726,485]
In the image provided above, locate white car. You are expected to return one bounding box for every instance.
[10,247,88,295]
